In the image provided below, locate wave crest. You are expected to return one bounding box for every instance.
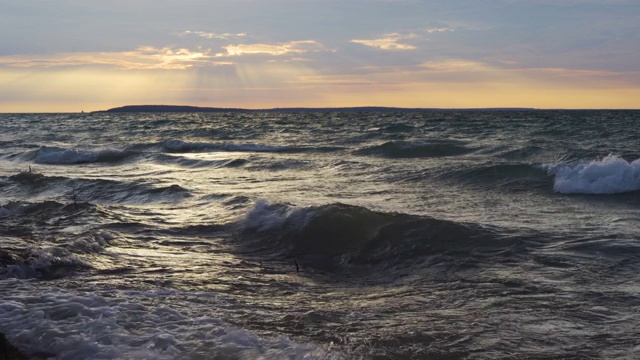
[35,147,136,165]
[542,155,640,194]
[240,201,507,268]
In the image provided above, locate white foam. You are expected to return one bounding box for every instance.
[0,289,343,360]
[0,248,86,279]
[542,155,640,194]
[243,200,292,232]
[242,200,310,233]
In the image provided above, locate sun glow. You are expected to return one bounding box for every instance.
[1,49,639,111]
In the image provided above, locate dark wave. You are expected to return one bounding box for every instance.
[354,141,476,158]
[3,172,191,204]
[163,139,344,154]
[33,147,139,165]
[496,145,546,160]
[238,201,525,269]
[0,201,117,280]
[0,229,115,280]
[382,123,416,133]
[0,247,92,280]
[0,199,96,218]
[368,123,416,133]
[434,162,551,191]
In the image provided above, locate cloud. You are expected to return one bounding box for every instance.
[0,47,233,70]
[180,31,246,39]
[0,39,329,70]
[218,40,326,57]
[351,33,418,50]
[350,27,453,51]
[420,60,487,72]
[426,27,454,33]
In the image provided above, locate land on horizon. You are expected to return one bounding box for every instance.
[97,105,539,113]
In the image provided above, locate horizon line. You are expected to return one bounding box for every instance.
[2,104,640,114]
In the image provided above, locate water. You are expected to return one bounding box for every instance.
[1,110,639,359]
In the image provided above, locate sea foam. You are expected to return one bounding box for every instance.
[0,289,343,360]
[543,155,640,194]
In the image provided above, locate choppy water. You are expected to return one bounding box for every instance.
[1,110,639,359]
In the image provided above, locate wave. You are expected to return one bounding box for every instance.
[163,139,343,154]
[0,247,92,280]
[354,141,475,158]
[78,181,191,204]
[0,227,115,280]
[542,155,640,194]
[368,123,416,133]
[154,154,248,168]
[0,201,107,246]
[433,163,550,191]
[0,201,117,280]
[0,199,96,218]
[3,173,191,204]
[382,123,416,133]
[34,147,137,165]
[0,291,344,360]
[238,201,518,268]
[7,171,58,187]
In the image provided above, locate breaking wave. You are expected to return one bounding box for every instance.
[542,155,640,194]
[239,201,518,268]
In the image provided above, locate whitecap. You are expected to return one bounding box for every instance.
[542,155,640,194]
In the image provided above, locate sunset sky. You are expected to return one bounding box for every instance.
[1,0,639,112]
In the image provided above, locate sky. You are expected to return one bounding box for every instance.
[1,0,639,112]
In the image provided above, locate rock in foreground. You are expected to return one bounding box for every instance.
[0,333,28,360]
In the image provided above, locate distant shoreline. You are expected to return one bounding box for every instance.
[96,105,538,113]
[4,106,640,114]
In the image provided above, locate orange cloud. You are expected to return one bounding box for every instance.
[218,41,326,57]
[0,47,231,70]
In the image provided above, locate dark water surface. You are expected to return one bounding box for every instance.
[1,111,639,359]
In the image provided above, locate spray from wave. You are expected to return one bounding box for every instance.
[542,155,640,194]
